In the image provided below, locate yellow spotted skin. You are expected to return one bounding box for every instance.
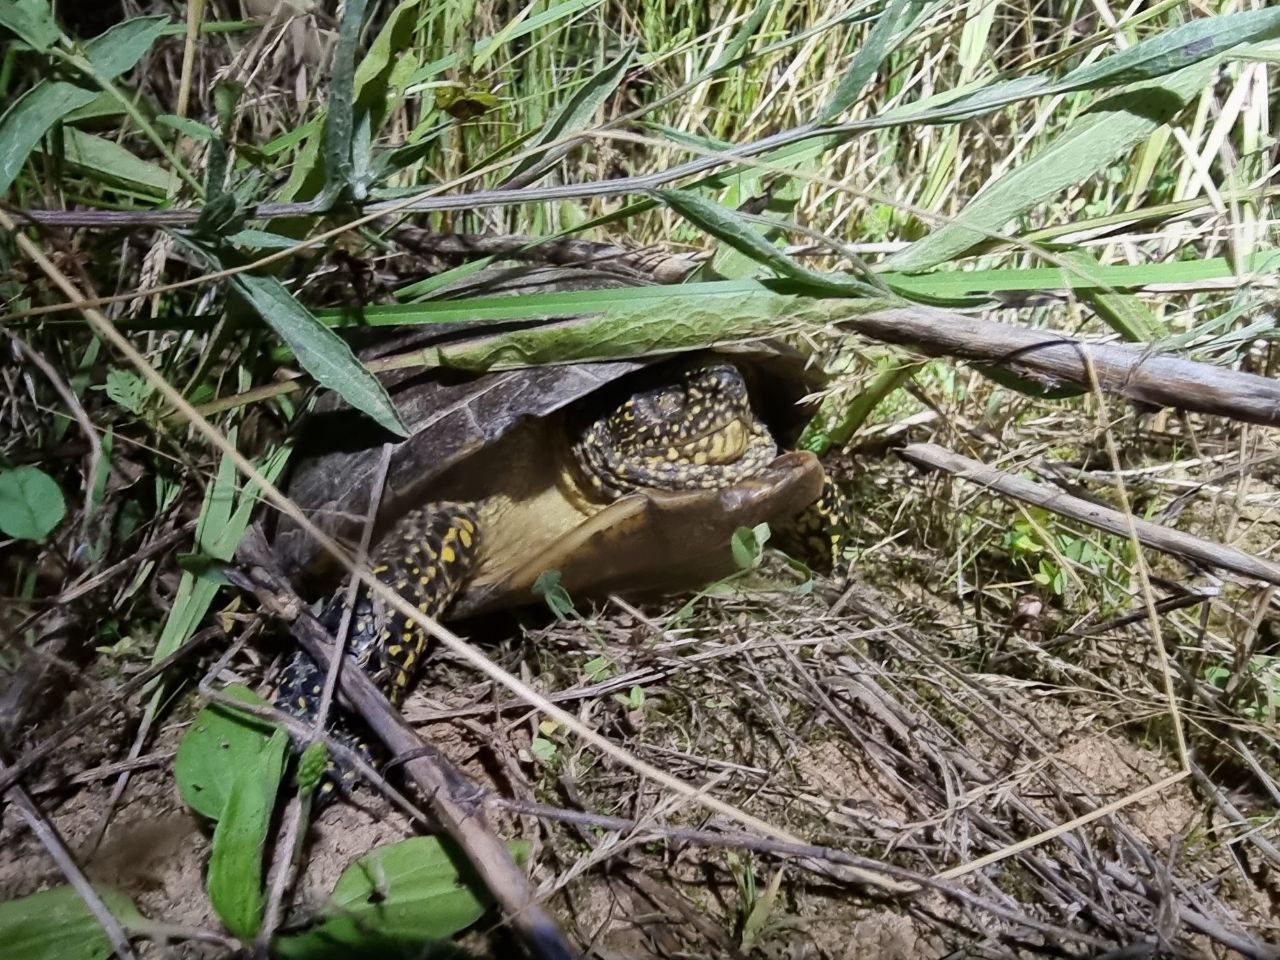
[277,357,845,796]
[275,504,480,780]
[569,359,777,498]
[776,475,849,573]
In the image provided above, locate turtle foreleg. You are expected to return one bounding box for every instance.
[274,502,482,798]
[774,474,850,574]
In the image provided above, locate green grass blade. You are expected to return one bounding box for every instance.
[504,42,636,183]
[884,61,1215,272]
[1052,248,1168,342]
[1056,8,1280,90]
[656,188,882,296]
[816,0,913,123]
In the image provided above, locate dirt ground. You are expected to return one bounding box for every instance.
[4,560,1277,958]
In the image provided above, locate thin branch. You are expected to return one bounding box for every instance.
[230,532,578,960]
[9,120,840,228]
[0,759,141,960]
[898,443,1280,585]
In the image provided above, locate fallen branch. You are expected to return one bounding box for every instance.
[232,530,576,960]
[898,442,1280,585]
[845,307,1280,428]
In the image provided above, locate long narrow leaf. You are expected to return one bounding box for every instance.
[306,249,1280,329]
[503,43,635,183]
[884,8,1280,126]
[657,188,882,296]
[817,0,914,123]
[231,273,408,436]
[884,61,1214,272]
[1057,7,1280,90]
[322,0,368,202]
[702,0,774,75]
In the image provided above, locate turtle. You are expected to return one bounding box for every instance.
[273,261,845,734]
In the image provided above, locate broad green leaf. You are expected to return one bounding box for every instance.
[731,523,771,571]
[406,292,851,371]
[174,685,279,821]
[816,0,913,123]
[0,15,168,195]
[0,466,65,542]
[1057,8,1280,91]
[230,273,408,437]
[272,837,529,959]
[656,188,881,296]
[80,15,170,79]
[208,729,288,941]
[0,82,99,195]
[37,127,169,195]
[0,884,143,960]
[885,61,1215,272]
[0,0,61,51]
[504,43,636,183]
[228,228,305,250]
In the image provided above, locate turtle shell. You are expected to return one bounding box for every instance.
[275,263,826,613]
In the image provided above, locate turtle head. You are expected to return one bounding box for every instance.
[569,358,778,500]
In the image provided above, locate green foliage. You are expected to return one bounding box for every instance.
[504,42,635,184]
[173,684,279,821]
[533,568,577,620]
[207,729,288,940]
[295,741,331,795]
[887,62,1215,272]
[1204,658,1280,723]
[0,466,65,542]
[730,522,772,570]
[226,273,408,438]
[272,837,528,959]
[1002,512,1134,601]
[656,188,881,296]
[0,13,169,194]
[0,885,144,960]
